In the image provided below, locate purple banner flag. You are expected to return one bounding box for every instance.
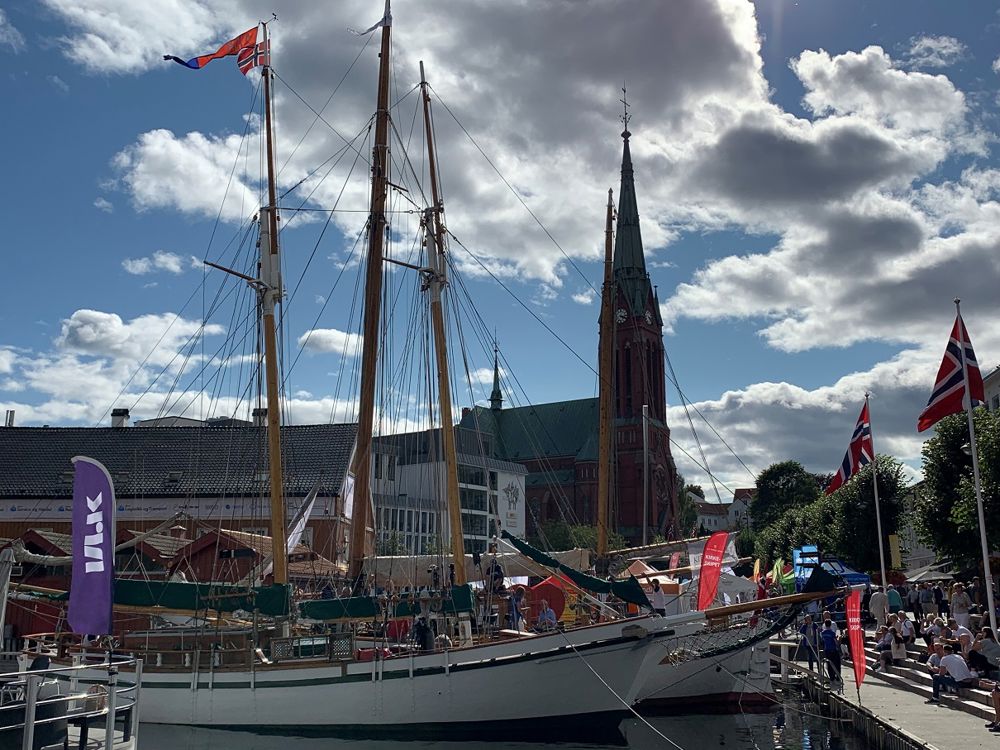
[68,456,116,635]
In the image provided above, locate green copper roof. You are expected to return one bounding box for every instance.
[459,398,598,462]
[612,131,654,316]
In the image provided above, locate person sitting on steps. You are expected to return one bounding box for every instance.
[927,644,977,703]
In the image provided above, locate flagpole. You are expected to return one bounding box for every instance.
[954,298,997,634]
[866,394,890,592]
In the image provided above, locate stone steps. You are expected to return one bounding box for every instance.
[859,645,995,721]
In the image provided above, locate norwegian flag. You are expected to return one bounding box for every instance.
[917,313,985,432]
[825,401,874,495]
[238,40,270,75]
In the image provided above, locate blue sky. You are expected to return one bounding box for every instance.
[2,0,1000,492]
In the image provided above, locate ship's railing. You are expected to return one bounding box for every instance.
[0,650,142,750]
[23,630,355,669]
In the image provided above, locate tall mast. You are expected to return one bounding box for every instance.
[596,189,615,568]
[348,1,393,583]
[259,21,288,585]
[420,61,466,584]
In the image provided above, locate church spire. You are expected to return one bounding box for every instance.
[489,340,503,411]
[612,86,653,317]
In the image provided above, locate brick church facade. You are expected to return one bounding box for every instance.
[459,124,679,544]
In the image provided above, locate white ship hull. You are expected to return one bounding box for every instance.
[74,614,703,737]
[636,640,773,708]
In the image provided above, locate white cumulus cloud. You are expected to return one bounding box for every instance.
[121,250,195,275]
[297,328,363,356]
[904,35,966,69]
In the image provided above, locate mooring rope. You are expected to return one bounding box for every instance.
[557,628,685,750]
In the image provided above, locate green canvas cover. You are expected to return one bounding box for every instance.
[113,579,290,616]
[42,579,290,616]
[500,530,651,608]
[298,584,475,622]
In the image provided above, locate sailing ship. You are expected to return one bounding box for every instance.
[22,5,714,738]
[11,4,849,737]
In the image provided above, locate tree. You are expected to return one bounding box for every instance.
[916,408,1000,566]
[750,461,823,532]
[376,532,407,556]
[828,456,906,573]
[684,484,705,499]
[754,496,839,564]
[530,520,626,552]
[752,455,907,574]
[675,489,699,539]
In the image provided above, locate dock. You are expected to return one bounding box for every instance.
[771,637,995,750]
[0,652,141,750]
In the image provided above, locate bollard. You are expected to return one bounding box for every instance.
[21,673,39,750]
[104,666,118,750]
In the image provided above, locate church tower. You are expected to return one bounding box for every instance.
[612,119,666,422]
[605,106,678,540]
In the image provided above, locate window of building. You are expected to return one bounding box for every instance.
[624,345,633,416]
[993,395,1000,411]
[387,455,396,480]
[461,512,487,536]
[489,471,498,490]
[300,527,314,548]
[458,464,486,487]
[460,488,488,511]
[374,453,383,479]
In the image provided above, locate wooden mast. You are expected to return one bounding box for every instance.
[348,0,393,584]
[259,20,288,585]
[596,189,615,570]
[419,61,466,585]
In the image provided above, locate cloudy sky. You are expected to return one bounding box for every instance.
[2,0,999,497]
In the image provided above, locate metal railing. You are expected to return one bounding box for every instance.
[0,651,142,750]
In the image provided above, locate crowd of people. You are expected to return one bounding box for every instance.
[796,578,1000,738]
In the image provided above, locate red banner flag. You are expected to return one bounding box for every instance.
[846,589,865,690]
[697,532,729,611]
[668,551,681,570]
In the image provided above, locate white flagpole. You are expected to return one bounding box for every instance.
[866,393,890,593]
[954,298,997,635]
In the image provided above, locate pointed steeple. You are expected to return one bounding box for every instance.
[489,341,503,411]
[612,88,653,317]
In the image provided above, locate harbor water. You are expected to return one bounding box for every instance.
[140,693,869,750]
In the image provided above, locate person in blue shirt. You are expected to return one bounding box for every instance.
[535,599,557,631]
[820,620,842,682]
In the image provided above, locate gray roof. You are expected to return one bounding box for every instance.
[0,424,357,499]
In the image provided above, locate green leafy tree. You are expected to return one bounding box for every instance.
[531,520,626,552]
[675,487,699,538]
[376,531,407,556]
[684,484,705,499]
[916,409,1000,566]
[734,527,757,558]
[754,496,838,564]
[753,455,906,573]
[828,456,906,572]
[750,461,823,532]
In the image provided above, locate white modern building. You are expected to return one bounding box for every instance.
[374,427,527,555]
